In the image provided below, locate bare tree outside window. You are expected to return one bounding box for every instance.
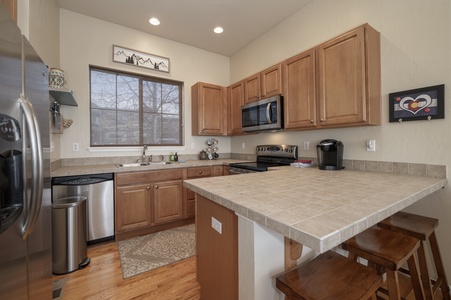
[90,66,183,146]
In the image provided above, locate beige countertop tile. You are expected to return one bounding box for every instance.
[183,166,447,253]
[51,159,246,177]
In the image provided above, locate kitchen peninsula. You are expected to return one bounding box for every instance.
[184,165,447,300]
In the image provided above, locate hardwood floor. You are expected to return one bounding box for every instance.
[53,241,201,299]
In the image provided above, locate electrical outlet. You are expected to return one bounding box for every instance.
[366,139,376,152]
[303,142,309,150]
[211,217,222,234]
[242,142,246,149]
[72,143,79,152]
[190,143,195,150]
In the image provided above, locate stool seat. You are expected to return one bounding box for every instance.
[378,211,437,240]
[342,226,425,300]
[378,211,450,300]
[276,250,383,300]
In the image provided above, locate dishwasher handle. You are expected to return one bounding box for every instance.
[52,173,113,186]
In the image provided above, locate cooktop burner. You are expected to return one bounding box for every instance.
[229,144,298,172]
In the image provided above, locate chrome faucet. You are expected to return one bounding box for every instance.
[142,145,148,163]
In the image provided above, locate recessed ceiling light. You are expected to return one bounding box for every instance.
[214,27,224,34]
[149,18,160,26]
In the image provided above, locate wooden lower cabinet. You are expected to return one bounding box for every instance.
[153,180,183,224]
[116,184,152,232]
[196,195,238,300]
[115,169,188,239]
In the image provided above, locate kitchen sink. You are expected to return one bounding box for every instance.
[116,163,149,168]
[115,161,171,168]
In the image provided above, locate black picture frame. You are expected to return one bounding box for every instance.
[112,45,169,73]
[389,84,445,122]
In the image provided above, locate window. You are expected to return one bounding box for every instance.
[90,66,183,146]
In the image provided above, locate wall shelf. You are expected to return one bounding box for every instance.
[49,88,78,106]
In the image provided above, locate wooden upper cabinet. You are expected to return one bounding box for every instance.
[1,0,17,22]
[283,23,381,131]
[243,73,260,103]
[191,82,227,136]
[227,81,244,135]
[317,24,381,127]
[283,49,317,129]
[244,63,283,104]
[261,64,282,98]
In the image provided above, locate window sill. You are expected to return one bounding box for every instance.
[87,146,187,153]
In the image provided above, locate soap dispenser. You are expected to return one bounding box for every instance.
[174,152,178,162]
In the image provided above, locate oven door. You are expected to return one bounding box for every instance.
[241,95,283,132]
[228,166,259,175]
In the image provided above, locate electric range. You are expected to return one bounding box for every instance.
[229,145,298,174]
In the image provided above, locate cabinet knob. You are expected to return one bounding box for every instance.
[146,186,150,190]
[320,119,325,123]
[198,170,202,174]
[155,185,159,189]
[310,120,314,123]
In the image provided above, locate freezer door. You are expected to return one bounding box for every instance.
[0,4,28,300]
[22,36,52,299]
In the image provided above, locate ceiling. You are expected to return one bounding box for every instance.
[57,0,313,57]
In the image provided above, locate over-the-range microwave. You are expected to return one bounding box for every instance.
[241,95,283,132]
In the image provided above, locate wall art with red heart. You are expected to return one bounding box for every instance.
[389,84,445,122]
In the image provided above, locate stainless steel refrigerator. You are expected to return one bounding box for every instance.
[0,4,52,299]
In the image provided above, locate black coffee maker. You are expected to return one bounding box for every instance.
[316,139,344,170]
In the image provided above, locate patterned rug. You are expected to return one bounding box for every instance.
[118,224,196,279]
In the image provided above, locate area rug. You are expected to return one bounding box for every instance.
[52,277,66,300]
[118,224,196,279]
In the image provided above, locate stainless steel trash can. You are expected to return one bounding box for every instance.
[52,196,90,274]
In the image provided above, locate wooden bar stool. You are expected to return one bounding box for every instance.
[342,226,425,300]
[378,211,450,300]
[275,250,383,300]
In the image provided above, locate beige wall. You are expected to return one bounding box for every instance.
[230,0,451,279]
[58,9,231,160]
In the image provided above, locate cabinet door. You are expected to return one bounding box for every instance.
[244,73,260,103]
[261,64,282,98]
[283,49,317,129]
[116,184,152,232]
[317,26,366,126]
[227,81,244,135]
[153,180,183,224]
[191,82,227,135]
[211,165,223,177]
[1,0,17,22]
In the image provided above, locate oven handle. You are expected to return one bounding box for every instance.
[266,103,272,124]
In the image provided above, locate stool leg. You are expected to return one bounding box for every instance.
[386,269,402,300]
[429,231,451,300]
[407,254,425,300]
[417,242,434,299]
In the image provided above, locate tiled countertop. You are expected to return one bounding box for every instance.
[51,159,246,177]
[183,166,447,253]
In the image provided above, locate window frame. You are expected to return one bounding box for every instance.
[89,65,184,147]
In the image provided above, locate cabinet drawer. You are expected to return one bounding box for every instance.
[116,169,183,186]
[187,166,212,178]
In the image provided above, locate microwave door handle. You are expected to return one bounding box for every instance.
[266,103,272,124]
[18,95,43,240]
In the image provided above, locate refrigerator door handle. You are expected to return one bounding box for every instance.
[18,95,43,239]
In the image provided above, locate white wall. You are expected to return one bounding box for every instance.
[230,0,451,280]
[58,9,231,159]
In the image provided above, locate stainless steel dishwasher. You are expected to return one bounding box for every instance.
[52,173,114,244]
